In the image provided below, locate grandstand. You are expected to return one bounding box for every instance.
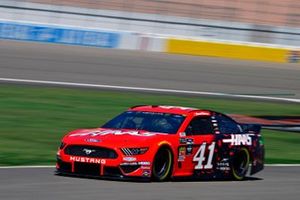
[24,0,300,27]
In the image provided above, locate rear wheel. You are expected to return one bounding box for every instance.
[152,148,173,181]
[231,147,250,180]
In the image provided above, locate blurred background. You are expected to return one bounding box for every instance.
[1,0,300,46]
[0,1,300,199]
[0,0,299,166]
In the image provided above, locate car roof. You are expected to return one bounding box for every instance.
[129,105,208,115]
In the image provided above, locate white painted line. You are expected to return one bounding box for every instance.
[264,164,300,167]
[0,164,299,169]
[1,77,300,103]
[0,165,54,169]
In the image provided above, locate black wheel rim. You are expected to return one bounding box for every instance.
[154,149,171,178]
[233,149,249,178]
[234,155,246,175]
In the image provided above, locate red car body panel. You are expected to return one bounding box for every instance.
[56,105,264,180]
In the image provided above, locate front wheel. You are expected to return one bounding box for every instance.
[152,148,173,181]
[231,147,250,180]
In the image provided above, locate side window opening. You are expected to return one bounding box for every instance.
[185,116,214,135]
[215,114,241,134]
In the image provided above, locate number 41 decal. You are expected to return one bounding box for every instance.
[193,142,215,169]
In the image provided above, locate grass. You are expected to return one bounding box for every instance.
[263,130,300,164]
[0,84,299,165]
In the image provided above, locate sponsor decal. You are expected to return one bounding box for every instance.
[85,138,101,143]
[178,155,185,162]
[159,106,196,110]
[138,161,151,166]
[179,132,186,137]
[120,162,138,166]
[186,138,194,144]
[186,145,193,155]
[142,170,151,177]
[222,134,253,146]
[180,138,193,145]
[186,138,194,155]
[69,130,156,137]
[120,161,151,166]
[216,158,230,171]
[179,138,187,144]
[288,50,300,63]
[0,22,120,48]
[195,111,210,116]
[140,165,151,170]
[178,146,186,161]
[123,157,137,162]
[69,156,106,164]
[179,147,186,154]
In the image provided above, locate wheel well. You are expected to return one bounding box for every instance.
[155,145,174,173]
[232,146,252,162]
[241,147,252,162]
[157,145,174,158]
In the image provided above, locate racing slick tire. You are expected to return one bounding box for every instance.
[231,147,250,180]
[152,147,173,182]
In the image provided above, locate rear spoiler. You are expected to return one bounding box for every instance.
[240,123,261,134]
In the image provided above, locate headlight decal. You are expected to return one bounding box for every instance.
[121,147,148,155]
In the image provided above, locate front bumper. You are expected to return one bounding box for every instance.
[55,169,150,182]
[56,152,153,180]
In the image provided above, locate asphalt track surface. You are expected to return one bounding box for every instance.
[1,40,300,100]
[0,166,299,200]
[1,40,300,199]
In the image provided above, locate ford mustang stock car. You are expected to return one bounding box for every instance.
[56,105,264,181]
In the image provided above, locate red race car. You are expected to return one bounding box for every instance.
[56,105,264,181]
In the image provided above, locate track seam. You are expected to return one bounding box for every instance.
[0,165,54,169]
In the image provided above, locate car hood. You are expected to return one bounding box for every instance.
[63,128,170,147]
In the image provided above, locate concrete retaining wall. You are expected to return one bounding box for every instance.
[166,38,300,63]
[0,20,299,63]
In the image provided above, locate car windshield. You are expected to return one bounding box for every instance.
[102,111,185,134]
